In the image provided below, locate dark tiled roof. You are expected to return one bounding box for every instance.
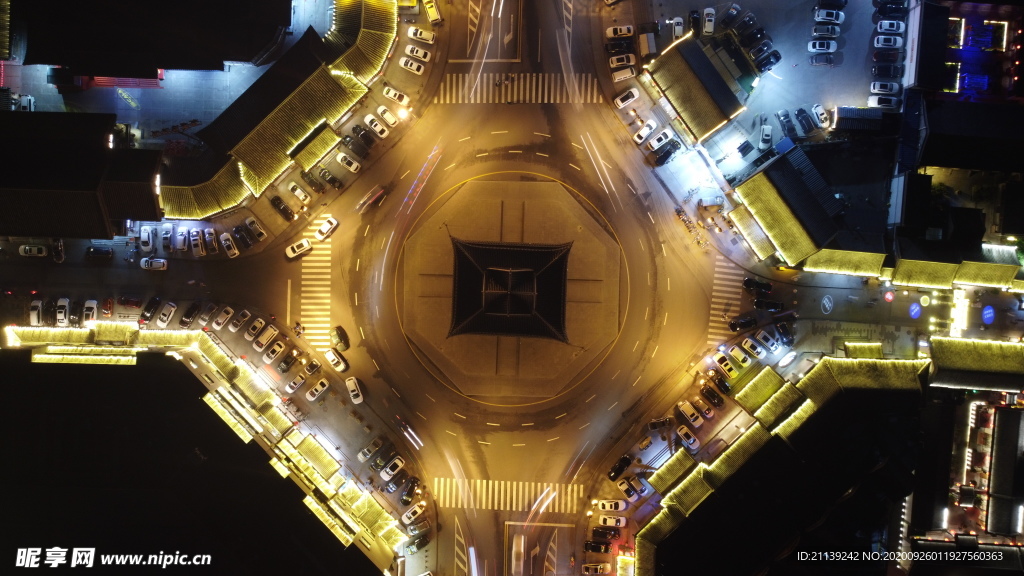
[449,239,571,342]
[763,147,839,247]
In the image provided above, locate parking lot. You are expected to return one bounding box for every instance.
[677,0,893,159]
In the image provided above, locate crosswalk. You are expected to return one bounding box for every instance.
[432,478,584,513]
[432,73,605,104]
[298,215,334,352]
[707,254,746,346]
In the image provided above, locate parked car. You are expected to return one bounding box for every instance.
[263,341,286,364]
[693,397,714,418]
[812,24,839,38]
[377,105,400,127]
[671,17,685,40]
[872,64,903,78]
[401,477,422,506]
[582,564,612,575]
[871,81,901,95]
[330,325,350,351]
[84,246,114,262]
[606,25,634,39]
[811,104,829,128]
[203,228,219,253]
[244,317,265,341]
[245,217,268,242]
[227,309,250,332]
[404,534,429,556]
[677,400,704,428]
[633,119,657,144]
[406,519,429,536]
[119,295,143,309]
[407,27,436,44]
[868,95,902,108]
[713,352,738,378]
[156,302,177,328]
[584,541,611,553]
[809,53,834,67]
[700,383,725,407]
[878,20,906,33]
[140,257,167,271]
[610,54,637,68]
[775,109,797,138]
[874,35,903,49]
[324,347,349,371]
[755,329,780,352]
[597,517,625,530]
[270,196,296,222]
[401,501,427,525]
[319,168,343,189]
[740,28,770,49]
[749,39,773,61]
[220,233,239,258]
[337,153,361,173]
[653,140,682,166]
[383,86,411,106]
[877,3,906,19]
[795,108,816,132]
[613,88,639,109]
[807,40,837,53]
[404,45,431,62]
[719,4,741,29]
[813,9,845,24]
[82,300,98,323]
[140,296,161,323]
[285,239,313,258]
[178,301,202,328]
[743,277,772,294]
[753,298,784,311]
[597,500,627,511]
[381,455,406,481]
[605,40,633,55]
[399,56,425,76]
[741,337,766,359]
[873,50,901,63]
[607,455,632,481]
[755,50,782,73]
[306,378,330,401]
[345,377,363,404]
[139,226,154,253]
[775,321,795,345]
[616,478,639,502]
[677,426,700,452]
[729,315,757,332]
[101,297,113,317]
[232,225,254,250]
[646,129,674,151]
[702,8,715,36]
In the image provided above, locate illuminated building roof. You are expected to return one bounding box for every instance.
[844,342,884,359]
[734,365,786,413]
[734,172,819,265]
[952,261,1020,289]
[891,258,959,289]
[727,205,775,261]
[930,337,1024,382]
[804,249,886,277]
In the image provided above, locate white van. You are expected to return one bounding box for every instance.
[253,325,280,351]
[612,66,636,82]
[423,0,443,25]
[638,33,657,59]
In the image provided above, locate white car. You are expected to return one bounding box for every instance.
[383,86,410,106]
[597,499,627,511]
[336,152,361,173]
[229,310,251,333]
[741,337,766,359]
[377,105,399,126]
[758,124,772,150]
[813,9,845,24]
[139,226,155,253]
[615,478,640,502]
[671,16,685,40]
[633,119,657,144]
[156,302,177,328]
[646,129,674,151]
[713,352,738,378]
[402,501,427,525]
[56,297,70,327]
[582,564,612,575]
[219,233,239,258]
[315,217,339,241]
[204,228,219,253]
[408,27,435,44]
[140,257,167,270]
[811,104,829,128]
[677,426,700,452]
[399,57,424,75]
[289,182,311,205]
[868,95,902,109]
[244,317,265,341]
[728,345,751,368]
[755,329,780,352]
[609,54,636,68]
[404,45,431,62]
[877,20,906,34]
[285,239,312,258]
[364,114,390,138]
[345,377,364,404]
[606,25,634,39]
[285,373,306,394]
[82,300,98,323]
[18,245,47,257]
[211,306,234,330]
[874,35,903,48]
[599,515,627,527]
[262,341,286,364]
[306,378,330,401]
[808,40,837,53]
[702,8,716,36]
[381,455,405,480]
[358,438,383,462]
[325,348,348,371]
[613,88,639,109]
[870,81,901,94]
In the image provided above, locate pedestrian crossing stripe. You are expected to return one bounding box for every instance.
[707,254,746,345]
[431,478,584,513]
[433,73,605,104]
[299,215,334,352]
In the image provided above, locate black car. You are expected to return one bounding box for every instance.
[775,109,797,138]
[198,302,219,325]
[141,296,161,323]
[755,50,781,73]
[51,238,65,263]
[877,3,906,19]
[584,541,611,554]
[385,470,409,493]
[816,0,847,8]
[370,448,397,472]
[794,108,816,133]
[753,298,784,312]
[701,384,725,408]
[720,4,742,29]
[688,10,700,33]
[118,295,143,308]
[232,225,254,249]
[277,351,300,373]
[729,315,757,332]
[605,40,632,54]
[304,359,322,375]
[740,28,770,49]
[743,278,773,294]
[607,455,631,481]
[654,140,682,167]
[775,321,795,346]
[873,50,901,63]
[319,168,342,189]
[706,369,732,394]
[69,301,83,326]
[648,417,671,431]
[872,64,903,78]
[405,534,429,555]
[179,301,202,328]
[353,125,376,149]
[593,526,621,541]
[809,53,834,67]
[401,477,421,506]
[330,325,350,351]
[84,246,114,262]
[300,169,326,194]
[341,135,368,159]
[270,195,296,222]
[734,13,759,36]
[748,39,773,61]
